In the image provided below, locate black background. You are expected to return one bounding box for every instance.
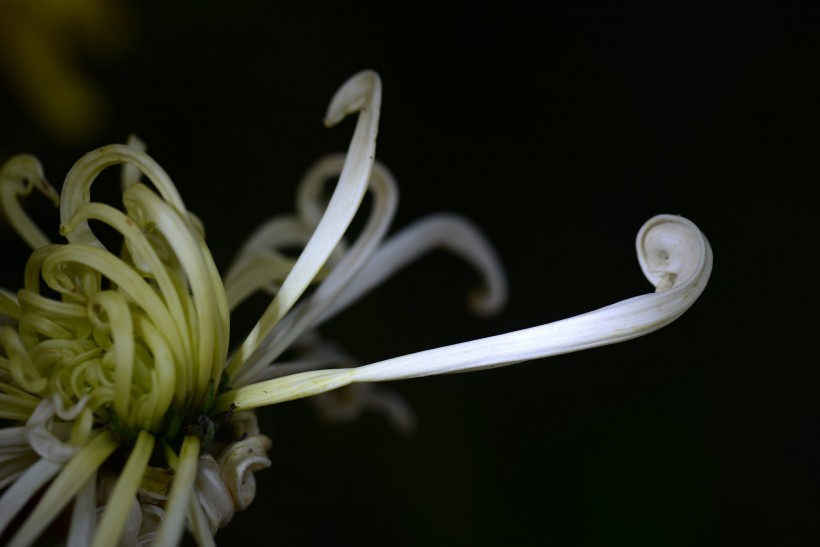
[1,2,818,546]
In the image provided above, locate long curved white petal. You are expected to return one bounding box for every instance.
[228,70,382,376]
[233,157,397,386]
[356,214,711,379]
[218,214,711,411]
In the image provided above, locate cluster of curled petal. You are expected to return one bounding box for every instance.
[0,70,711,547]
[0,134,271,546]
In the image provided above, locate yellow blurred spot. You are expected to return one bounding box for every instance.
[0,0,137,143]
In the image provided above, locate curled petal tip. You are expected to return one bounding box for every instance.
[637,214,711,293]
[1,154,44,182]
[468,285,507,317]
[0,155,60,249]
[125,134,146,152]
[323,70,382,128]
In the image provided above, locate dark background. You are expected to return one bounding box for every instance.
[1,2,817,546]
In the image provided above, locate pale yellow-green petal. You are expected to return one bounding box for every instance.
[87,291,134,419]
[0,391,39,420]
[91,431,154,547]
[8,430,119,547]
[41,244,186,367]
[0,326,47,395]
[218,369,354,412]
[124,184,227,402]
[59,144,188,249]
[60,199,193,363]
[0,154,58,250]
[152,435,200,547]
[0,292,21,321]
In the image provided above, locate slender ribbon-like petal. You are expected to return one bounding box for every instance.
[233,156,398,386]
[227,70,382,377]
[0,154,59,250]
[123,183,228,397]
[0,453,37,489]
[92,431,154,547]
[152,435,200,547]
[8,431,119,547]
[0,458,63,536]
[218,214,711,411]
[317,212,508,323]
[0,292,22,321]
[67,475,97,547]
[187,492,217,547]
[59,144,188,249]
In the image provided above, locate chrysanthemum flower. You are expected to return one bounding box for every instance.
[0,70,712,546]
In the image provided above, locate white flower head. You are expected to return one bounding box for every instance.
[0,70,712,546]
